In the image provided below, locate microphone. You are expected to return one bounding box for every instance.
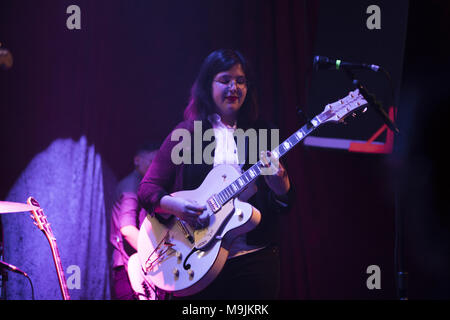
[0,260,28,277]
[313,55,382,72]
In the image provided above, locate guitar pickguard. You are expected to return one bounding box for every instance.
[193,200,236,249]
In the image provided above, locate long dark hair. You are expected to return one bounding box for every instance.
[184,49,258,128]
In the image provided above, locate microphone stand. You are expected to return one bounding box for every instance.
[0,265,6,300]
[344,69,400,135]
[344,69,407,300]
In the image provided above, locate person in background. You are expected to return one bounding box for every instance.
[110,142,159,300]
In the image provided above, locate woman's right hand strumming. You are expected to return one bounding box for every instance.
[159,195,209,228]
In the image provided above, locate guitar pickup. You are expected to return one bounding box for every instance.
[206,195,221,213]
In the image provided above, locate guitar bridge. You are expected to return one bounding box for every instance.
[207,195,221,213]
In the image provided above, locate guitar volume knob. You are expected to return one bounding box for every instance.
[176,251,182,263]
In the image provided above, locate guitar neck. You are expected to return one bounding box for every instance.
[44,232,71,300]
[27,197,71,300]
[216,112,331,204]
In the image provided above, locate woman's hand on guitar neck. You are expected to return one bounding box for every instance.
[159,195,209,228]
[260,150,291,196]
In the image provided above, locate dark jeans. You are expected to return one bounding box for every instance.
[112,266,136,300]
[174,245,281,300]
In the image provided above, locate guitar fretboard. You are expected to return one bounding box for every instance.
[46,234,71,300]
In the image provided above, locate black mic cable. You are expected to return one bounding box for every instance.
[0,261,35,300]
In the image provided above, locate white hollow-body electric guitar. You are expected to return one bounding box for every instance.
[136,89,368,297]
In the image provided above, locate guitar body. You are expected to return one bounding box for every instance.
[127,253,157,300]
[137,164,261,297]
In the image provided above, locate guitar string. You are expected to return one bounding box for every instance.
[144,228,171,270]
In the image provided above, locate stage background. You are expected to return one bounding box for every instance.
[1,0,449,299]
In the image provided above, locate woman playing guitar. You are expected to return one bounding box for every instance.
[137,49,292,300]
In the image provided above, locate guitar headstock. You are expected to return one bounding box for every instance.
[320,89,368,124]
[27,196,54,238]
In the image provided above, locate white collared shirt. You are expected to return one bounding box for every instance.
[207,113,243,172]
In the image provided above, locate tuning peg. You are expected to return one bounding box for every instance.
[362,107,368,113]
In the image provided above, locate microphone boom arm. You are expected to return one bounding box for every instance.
[344,69,400,135]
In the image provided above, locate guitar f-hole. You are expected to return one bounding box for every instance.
[183,247,199,270]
